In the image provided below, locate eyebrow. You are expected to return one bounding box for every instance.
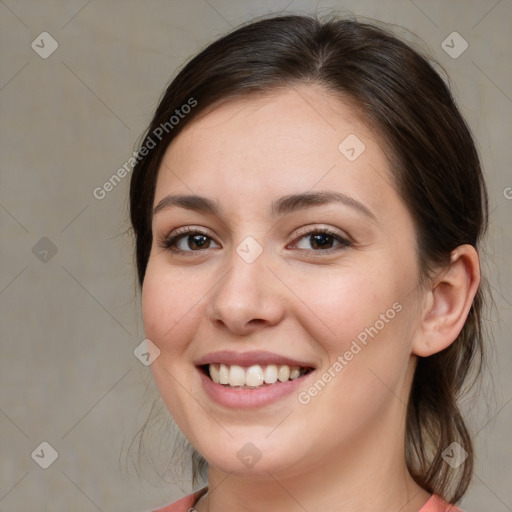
[153,191,376,221]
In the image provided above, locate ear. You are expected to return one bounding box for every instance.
[412,244,481,357]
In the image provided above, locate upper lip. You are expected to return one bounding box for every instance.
[195,350,316,368]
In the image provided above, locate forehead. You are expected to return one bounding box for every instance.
[168,86,372,162]
[154,86,399,220]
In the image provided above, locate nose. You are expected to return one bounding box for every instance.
[206,246,286,336]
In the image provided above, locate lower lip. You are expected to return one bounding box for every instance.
[198,368,315,409]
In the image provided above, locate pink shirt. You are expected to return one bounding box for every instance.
[153,488,464,511]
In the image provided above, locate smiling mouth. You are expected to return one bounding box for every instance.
[200,363,314,389]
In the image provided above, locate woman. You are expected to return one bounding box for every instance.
[129,14,488,512]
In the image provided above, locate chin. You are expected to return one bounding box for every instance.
[196,436,308,479]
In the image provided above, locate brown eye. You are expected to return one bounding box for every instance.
[177,233,212,251]
[293,229,351,252]
[161,229,220,253]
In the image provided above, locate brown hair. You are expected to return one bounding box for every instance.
[129,14,489,503]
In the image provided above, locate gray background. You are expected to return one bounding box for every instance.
[1,0,511,510]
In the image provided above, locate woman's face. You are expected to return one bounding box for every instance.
[142,86,425,478]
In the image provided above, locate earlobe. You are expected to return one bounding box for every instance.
[412,245,481,357]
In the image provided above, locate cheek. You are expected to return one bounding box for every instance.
[141,262,203,425]
[294,261,416,397]
[141,261,200,354]
[141,273,169,345]
[292,264,402,347]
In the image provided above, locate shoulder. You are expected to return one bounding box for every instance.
[152,487,208,512]
[420,494,465,512]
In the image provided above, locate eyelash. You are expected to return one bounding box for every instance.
[158,226,352,255]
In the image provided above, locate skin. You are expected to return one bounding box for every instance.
[142,85,480,512]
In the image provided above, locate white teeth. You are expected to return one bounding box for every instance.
[209,363,220,383]
[229,365,246,386]
[245,365,264,387]
[219,364,229,384]
[263,364,278,384]
[208,363,307,387]
[278,365,290,382]
[289,367,301,379]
